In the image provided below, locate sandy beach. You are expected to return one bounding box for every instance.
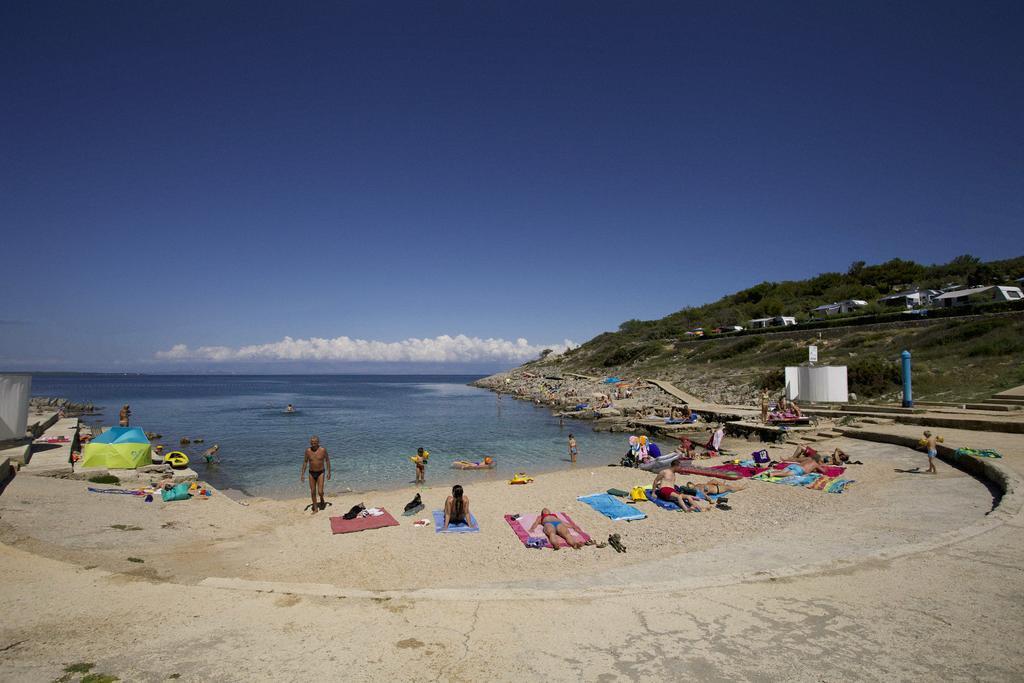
[1,411,1023,681]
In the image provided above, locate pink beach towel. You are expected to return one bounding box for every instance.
[709,463,769,478]
[504,513,591,549]
[775,462,846,478]
[330,509,400,534]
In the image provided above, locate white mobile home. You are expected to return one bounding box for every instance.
[878,289,940,309]
[934,285,1024,308]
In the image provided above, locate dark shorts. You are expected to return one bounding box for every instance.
[309,470,324,482]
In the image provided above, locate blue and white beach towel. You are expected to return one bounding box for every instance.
[432,509,479,533]
[577,493,647,521]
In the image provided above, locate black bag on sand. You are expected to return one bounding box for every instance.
[342,503,365,520]
[404,493,422,513]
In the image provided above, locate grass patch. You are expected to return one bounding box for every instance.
[54,663,94,683]
[110,524,142,532]
[703,336,764,361]
[126,557,144,563]
[87,475,120,486]
[81,674,118,683]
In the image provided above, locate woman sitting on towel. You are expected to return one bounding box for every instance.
[443,485,474,530]
[528,508,584,550]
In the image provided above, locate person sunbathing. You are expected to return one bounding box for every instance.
[683,479,747,497]
[830,448,850,465]
[443,484,474,530]
[792,444,821,461]
[652,465,709,511]
[528,508,584,549]
[673,437,696,459]
[780,456,828,476]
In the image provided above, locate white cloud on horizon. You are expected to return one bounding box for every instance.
[155,334,576,364]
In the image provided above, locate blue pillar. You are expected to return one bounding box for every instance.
[901,350,913,408]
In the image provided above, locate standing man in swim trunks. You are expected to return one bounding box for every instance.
[568,434,578,464]
[300,436,330,514]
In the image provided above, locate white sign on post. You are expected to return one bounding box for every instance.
[808,345,818,363]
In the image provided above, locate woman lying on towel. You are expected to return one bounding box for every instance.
[528,508,585,549]
[682,479,747,497]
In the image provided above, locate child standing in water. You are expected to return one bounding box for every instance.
[568,434,578,464]
[412,447,428,484]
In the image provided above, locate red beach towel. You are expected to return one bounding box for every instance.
[709,463,769,478]
[330,509,400,534]
[774,462,846,477]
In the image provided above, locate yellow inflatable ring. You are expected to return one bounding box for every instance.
[165,451,190,470]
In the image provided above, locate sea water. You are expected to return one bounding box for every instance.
[31,374,629,497]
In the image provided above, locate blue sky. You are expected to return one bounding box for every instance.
[1,1,1021,373]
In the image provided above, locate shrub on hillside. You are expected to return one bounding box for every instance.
[847,357,902,397]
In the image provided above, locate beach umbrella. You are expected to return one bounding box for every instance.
[81,427,153,469]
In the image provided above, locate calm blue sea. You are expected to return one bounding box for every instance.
[30,374,626,497]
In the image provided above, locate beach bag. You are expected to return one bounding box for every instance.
[629,486,647,502]
[404,493,423,513]
[752,449,770,464]
[648,443,662,458]
[161,483,191,502]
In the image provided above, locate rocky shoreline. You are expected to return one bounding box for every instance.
[30,396,100,416]
[472,369,727,440]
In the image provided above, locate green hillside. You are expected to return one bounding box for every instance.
[612,254,1024,341]
[526,255,1024,403]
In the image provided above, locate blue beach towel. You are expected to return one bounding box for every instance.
[577,493,647,521]
[644,488,729,511]
[432,509,479,533]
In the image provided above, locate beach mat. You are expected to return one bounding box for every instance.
[504,512,590,549]
[673,464,742,480]
[774,462,846,477]
[753,471,855,494]
[955,447,1002,459]
[709,463,768,478]
[644,487,728,510]
[330,509,399,534]
[432,509,479,533]
[577,493,646,521]
[645,488,683,510]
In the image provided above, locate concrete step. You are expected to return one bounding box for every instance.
[841,404,923,415]
[964,403,1021,412]
[859,417,896,425]
[985,397,1024,406]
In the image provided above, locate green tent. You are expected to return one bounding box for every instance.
[82,427,152,469]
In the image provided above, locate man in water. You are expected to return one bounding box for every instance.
[119,404,131,427]
[300,436,330,513]
[286,404,295,413]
